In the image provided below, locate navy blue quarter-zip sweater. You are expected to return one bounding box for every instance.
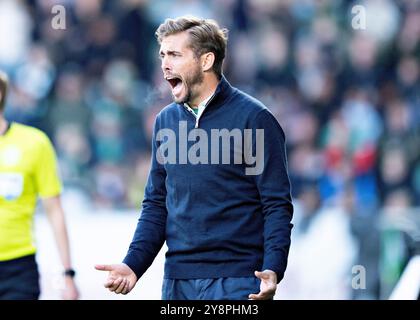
[123,76,293,283]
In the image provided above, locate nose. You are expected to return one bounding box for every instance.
[161,56,171,73]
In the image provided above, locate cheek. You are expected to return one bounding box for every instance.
[177,58,200,74]
[176,61,191,74]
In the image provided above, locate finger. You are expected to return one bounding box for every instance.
[115,279,127,294]
[108,278,123,292]
[248,293,261,300]
[249,286,275,300]
[248,289,262,300]
[110,278,124,292]
[249,292,270,300]
[254,271,270,280]
[95,264,114,272]
[122,280,130,295]
[104,277,116,288]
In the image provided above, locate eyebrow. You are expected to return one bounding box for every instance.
[159,50,182,56]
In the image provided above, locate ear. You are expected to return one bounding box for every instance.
[201,52,215,72]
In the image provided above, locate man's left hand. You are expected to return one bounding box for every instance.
[248,269,277,300]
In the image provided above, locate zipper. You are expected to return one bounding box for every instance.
[194,93,216,128]
[182,93,217,128]
[184,105,197,122]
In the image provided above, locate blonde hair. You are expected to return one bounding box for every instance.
[156,16,228,78]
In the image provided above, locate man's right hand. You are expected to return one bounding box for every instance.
[95,263,137,295]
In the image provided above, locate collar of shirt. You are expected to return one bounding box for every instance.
[184,92,214,118]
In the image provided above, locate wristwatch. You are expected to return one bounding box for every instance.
[64,268,76,278]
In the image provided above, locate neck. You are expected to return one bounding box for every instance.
[0,116,8,135]
[189,73,219,108]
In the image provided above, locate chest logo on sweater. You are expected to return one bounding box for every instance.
[155,121,264,175]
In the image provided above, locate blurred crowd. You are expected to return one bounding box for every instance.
[1,0,419,299]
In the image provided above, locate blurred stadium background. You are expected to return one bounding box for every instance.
[1,0,419,299]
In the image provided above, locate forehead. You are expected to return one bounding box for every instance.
[159,32,192,53]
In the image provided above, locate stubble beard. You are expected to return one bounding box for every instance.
[174,65,204,105]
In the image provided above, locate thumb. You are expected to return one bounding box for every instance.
[254,270,269,280]
[95,264,115,272]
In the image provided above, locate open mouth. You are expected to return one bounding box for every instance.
[167,77,181,88]
[166,76,184,96]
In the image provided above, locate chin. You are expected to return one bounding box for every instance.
[173,93,190,105]
[173,96,185,104]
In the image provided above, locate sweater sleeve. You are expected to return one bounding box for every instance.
[123,115,168,279]
[251,109,294,283]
